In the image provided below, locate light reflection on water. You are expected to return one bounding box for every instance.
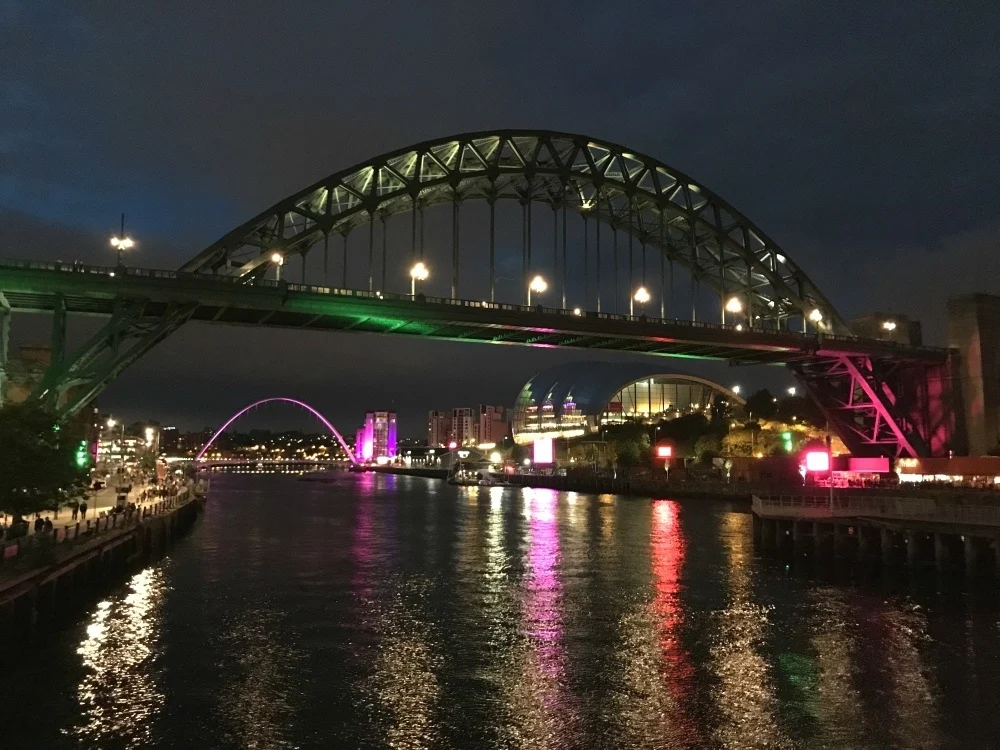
[71,568,165,748]
[4,475,1000,749]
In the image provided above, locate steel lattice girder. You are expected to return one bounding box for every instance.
[788,354,957,458]
[180,130,849,334]
[31,301,196,417]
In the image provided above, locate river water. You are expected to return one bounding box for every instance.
[4,474,1000,749]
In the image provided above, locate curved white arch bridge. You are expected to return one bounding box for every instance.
[0,129,958,458]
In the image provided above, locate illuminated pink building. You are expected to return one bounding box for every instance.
[355,410,397,461]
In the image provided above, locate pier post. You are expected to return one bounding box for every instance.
[881,529,895,565]
[792,520,807,555]
[934,533,949,572]
[964,536,983,575]
[906,532,921,568]
[858,525,873,560]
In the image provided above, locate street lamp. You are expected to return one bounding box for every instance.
[808,308,823,323]
[109,235,135,266]
[787,386,797,396]
[631,286,651,316]
[270,252,285,281]
[409,261,429,298]
[528,275,547,306]
[732,384,741,395]
[725,296,743,314]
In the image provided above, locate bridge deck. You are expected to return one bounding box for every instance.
[0,260,948,364]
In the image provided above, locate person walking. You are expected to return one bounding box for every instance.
[80,502,88,519]
[71,502,79,521]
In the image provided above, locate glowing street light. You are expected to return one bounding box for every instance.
[732,384,741,395]
[631,286,651,316]
[409,261,429,298]
[271,252,285,281]
[882,320,897,331]
[110,214,136,268]
[725,296,743,314]
[808,308,823,323]
[573,307,582,316]
[527,275,547,305]
[787,386,797,396]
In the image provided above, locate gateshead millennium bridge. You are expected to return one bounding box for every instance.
[0,130,957,457]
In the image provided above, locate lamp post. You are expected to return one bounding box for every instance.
[527,275,547,306]
[410,261,429,299]
[107,418,125,475]
[271,252,284,281]
[109,214,135,267]
[724,296,743,326]
[631,286,650,316]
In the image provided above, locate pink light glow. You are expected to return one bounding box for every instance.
[533,437,554,464]
[195,397,357,463]
[805,450,830,472]
[656,444,673,459]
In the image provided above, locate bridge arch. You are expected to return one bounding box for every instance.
[181,129,848,334]
[195,397,357,464]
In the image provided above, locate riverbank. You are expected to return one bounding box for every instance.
[361,465,759,501]
[0,491,204,639]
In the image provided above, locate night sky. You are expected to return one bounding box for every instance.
[3,1,999,437]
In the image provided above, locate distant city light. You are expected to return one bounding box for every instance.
[731,385,741,394]
[448,441,457,450]
[882,320,897,331]
[489,451,502,464]
[787,386,797,396]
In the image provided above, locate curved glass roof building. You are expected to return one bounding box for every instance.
[512,361,745,444]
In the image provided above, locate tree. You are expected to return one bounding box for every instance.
[0,403,91,521]
[694,434,723,463]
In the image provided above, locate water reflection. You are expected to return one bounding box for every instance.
[72,568,166,747]
[6,476,995,748]
[510,488,579,745]
[709,510,792,748]
[216,607,303,749]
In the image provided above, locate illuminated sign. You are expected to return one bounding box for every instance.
[804,451,831,472]
[656,444,672,459]
[533,438,554,464]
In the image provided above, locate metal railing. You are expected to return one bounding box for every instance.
[0,487,193,570]
[752,494,1000,528]
[0,259,949,355]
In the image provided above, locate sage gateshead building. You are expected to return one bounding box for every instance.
[512,361,746,445]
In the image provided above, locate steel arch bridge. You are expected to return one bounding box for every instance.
[0,129,960,458]
[182,130,846,334]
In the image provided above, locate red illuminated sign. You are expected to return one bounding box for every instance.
[656,444,672,459]
[804,450,831,472]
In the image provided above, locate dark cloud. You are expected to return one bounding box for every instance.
[2,0,999,435]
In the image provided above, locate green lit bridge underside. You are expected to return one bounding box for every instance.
[2,263,946,365]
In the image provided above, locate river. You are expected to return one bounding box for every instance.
[3,473,999,748]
